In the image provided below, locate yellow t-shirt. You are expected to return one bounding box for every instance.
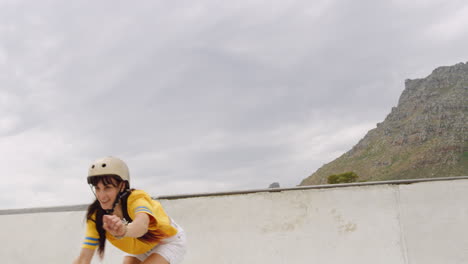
[82,190,178,254]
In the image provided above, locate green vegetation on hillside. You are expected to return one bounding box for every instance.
[327,172,359,184]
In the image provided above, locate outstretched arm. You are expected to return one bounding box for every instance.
[103,213,150,238]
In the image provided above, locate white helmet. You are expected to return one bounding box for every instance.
[87,156,130,183]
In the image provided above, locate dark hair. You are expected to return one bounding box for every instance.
[86,175,126,258]
[86,200,107,258]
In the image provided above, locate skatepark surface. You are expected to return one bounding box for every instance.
[1,176,467,263]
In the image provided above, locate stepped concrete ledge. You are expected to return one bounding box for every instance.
[2,176,467,214]
[1,176,467,263]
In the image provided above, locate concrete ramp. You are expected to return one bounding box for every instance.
[1,177,467,263]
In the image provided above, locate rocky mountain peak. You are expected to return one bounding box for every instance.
[300,61,467,186]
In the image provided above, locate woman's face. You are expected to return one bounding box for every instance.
[93,179,123,210]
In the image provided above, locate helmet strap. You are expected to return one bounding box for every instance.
[105,189,129,215]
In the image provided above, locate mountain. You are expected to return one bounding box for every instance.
[300,62,468,186]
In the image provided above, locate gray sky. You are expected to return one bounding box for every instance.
[1,0,467,209]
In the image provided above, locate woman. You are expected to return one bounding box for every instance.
[73,156,187,264]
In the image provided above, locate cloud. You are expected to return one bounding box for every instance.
[426,5,468,41]
[1,0,468,209]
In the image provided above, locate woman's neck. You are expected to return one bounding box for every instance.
[112,203,124,219]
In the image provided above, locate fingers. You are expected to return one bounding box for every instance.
[102,215,124,236]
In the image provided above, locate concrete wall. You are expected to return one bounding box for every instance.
[1,177,467,264]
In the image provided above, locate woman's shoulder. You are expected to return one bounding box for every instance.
[128,189,153,202]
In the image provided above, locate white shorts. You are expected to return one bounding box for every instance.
[124,219,187,264]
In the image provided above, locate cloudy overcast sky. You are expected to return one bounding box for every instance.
[1,0,467,209]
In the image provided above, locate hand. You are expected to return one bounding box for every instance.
[103,214,126,237]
